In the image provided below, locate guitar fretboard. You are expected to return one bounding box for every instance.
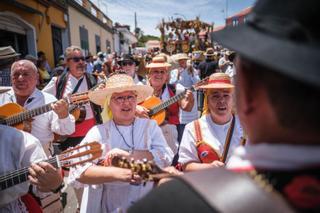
[0,157,58,191]
[3,103,53,126]
[149,87,195,116]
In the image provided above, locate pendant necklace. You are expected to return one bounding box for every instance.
[113,119,135,152]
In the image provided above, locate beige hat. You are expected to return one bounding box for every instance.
[0,46,20,60]
[146,56,172,69]
[204,47,214,56]
[175,53,189,61]
[198,73,234,90]
[88,74,153,106]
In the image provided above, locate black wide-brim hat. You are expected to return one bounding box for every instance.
[118,54,140,66]
[212,0,320,88]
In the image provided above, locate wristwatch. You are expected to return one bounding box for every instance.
[51,182,65,193]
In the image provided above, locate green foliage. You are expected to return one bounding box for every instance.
[137,35,160,47]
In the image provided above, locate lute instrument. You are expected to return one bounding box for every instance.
[0,141,102,191]
[140,77,209,125]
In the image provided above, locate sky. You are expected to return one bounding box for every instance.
[92,0,256,36]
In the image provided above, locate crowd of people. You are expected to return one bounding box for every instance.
[0,0,320,212]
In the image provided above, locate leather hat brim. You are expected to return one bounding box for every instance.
[212,24,320,87]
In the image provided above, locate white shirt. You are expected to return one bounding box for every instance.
[0,125,46,211]
[0,89,75,156]
[179,114,243,165]
[43,74,94,121]
[227,143,320,170]
[69,118,173,213]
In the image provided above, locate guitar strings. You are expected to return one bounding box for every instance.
[0,158,57,182]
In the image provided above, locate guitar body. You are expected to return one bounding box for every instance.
[0,103,25,130]
[71,106,86,123]
[140,96,166,125]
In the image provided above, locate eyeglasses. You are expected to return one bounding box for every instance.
[112,95,137,104]
[121,61,134,66]
[67,56,85,62]
[208,93,231,101]
[150,70,167,75]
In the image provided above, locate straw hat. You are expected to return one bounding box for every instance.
[88,74,153,106]
[145,56,172,69]
[198,73,234,90]
[175,53,189,61]
[0,46,20,60]
[204,47,214,56]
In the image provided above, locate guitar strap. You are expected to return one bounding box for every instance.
[220,114,235,163]
[71,77,84,94]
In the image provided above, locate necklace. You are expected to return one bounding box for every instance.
[113,119,135,151]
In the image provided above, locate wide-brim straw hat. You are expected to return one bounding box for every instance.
[204,47,215,56]
[146,56,172,69]
[175,53,189,61]
[198,73,234,90]
[88,74,153,106]
[0,46,20,60]
[212,0,320,88]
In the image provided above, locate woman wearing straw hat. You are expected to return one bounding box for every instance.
[138,56,194,165]
[69,74,173,213]
[178,73,244,171]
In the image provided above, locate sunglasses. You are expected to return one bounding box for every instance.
[67,56,85,62]
[121,61,134,66]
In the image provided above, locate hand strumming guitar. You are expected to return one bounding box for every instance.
[51,99,69,119]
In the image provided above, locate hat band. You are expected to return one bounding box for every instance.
[207,79,231,84]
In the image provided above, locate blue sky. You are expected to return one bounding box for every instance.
[92,0,256,36]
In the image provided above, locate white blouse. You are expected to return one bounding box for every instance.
[69,117,173,213]
[179,114,243,165]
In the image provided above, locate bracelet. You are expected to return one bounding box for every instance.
[51,182,65,193]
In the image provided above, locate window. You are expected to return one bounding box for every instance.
[79,26,89,54]
[106,39,111,53]
[232,19,239,26]
[95,35,101,53]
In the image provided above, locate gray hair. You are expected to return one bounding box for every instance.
[64,46,83,59]
[11,59,38,74]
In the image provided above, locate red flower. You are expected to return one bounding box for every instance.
[284,175,320,209]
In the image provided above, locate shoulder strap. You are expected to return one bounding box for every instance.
[167,84,176,95]
[179,168,294,213]
[85,72,97,89]
[220,114,235,163]
[55,72,68,99]
[194,120,203,143]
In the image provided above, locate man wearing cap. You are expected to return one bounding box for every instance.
[118,54,145,85]
[178,73,244,171]
[129,0,320,212]
[68,74,173,213]
[0,46,20,86]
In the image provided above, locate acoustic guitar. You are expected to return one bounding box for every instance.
[0,141,102,191]
[0,79,107,130]
[110,156,172,182]
[140,77,209,125]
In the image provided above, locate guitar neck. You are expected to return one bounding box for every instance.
[5,103,53,126]
[149,87,194,116]
[0,156,58,191]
